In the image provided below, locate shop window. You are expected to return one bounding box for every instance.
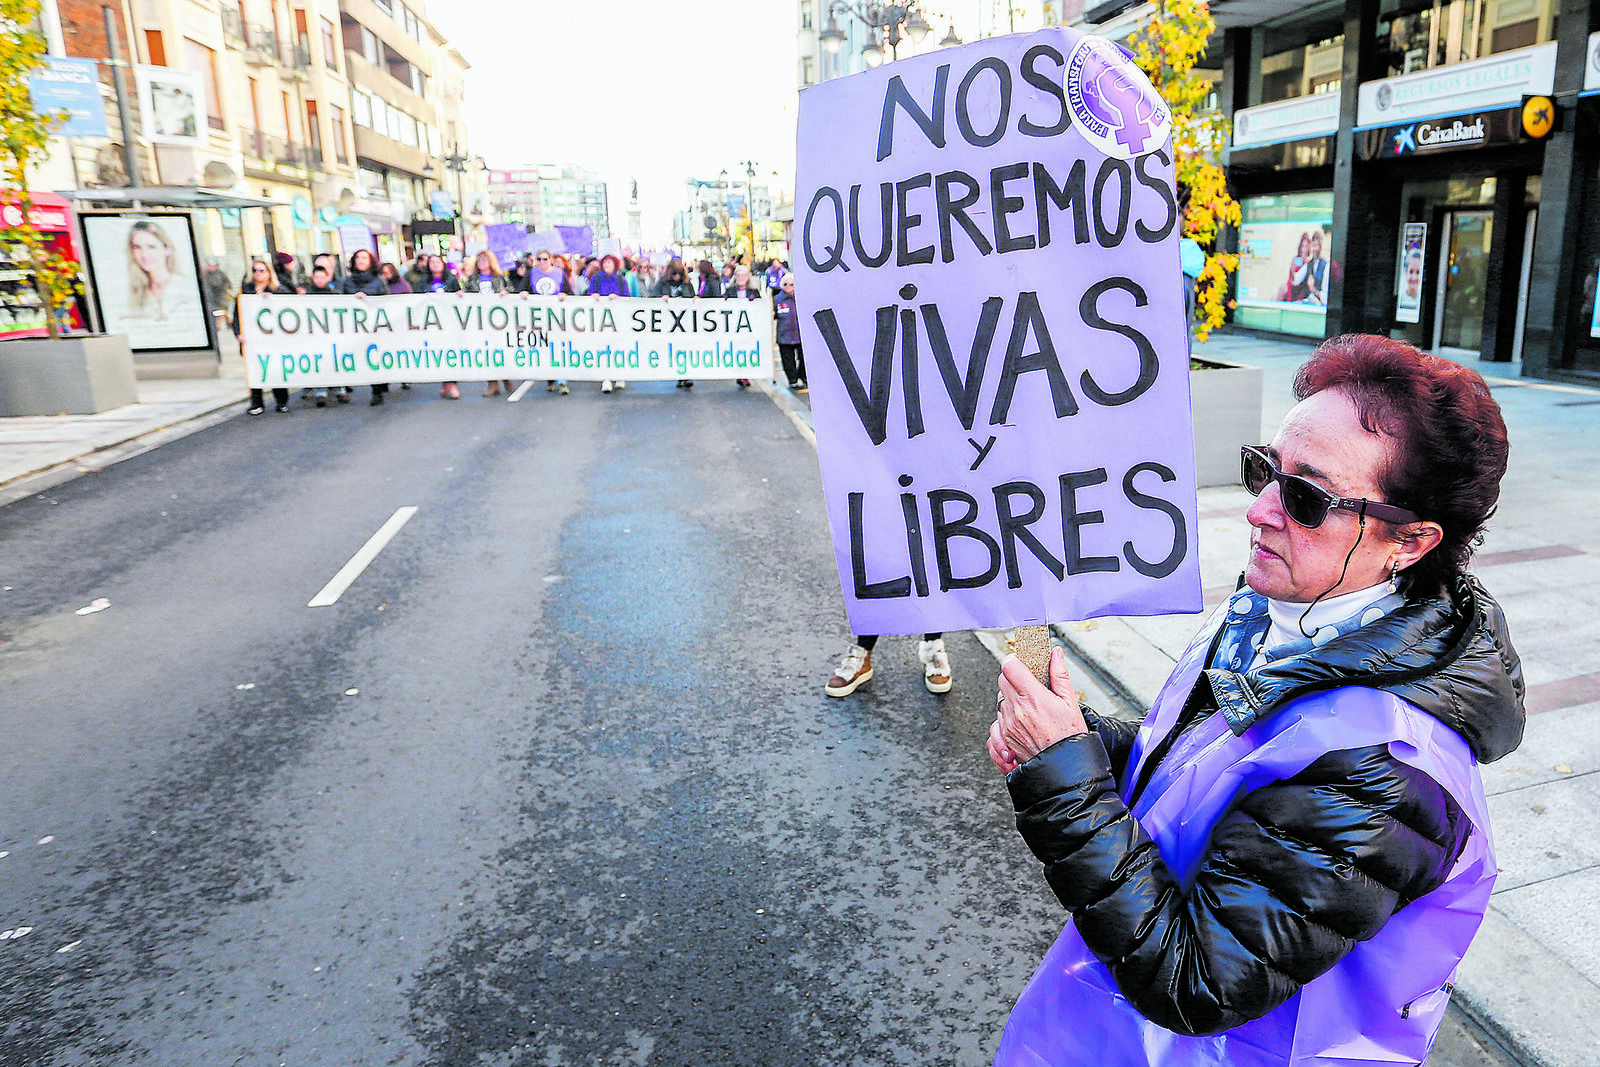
[1234,191,1335,338]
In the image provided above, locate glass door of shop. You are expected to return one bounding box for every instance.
[1432,210,1494,352]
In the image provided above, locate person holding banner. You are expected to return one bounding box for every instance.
[417,255,463,400]
[527,251,573,395]
[654,261,699,390]
[340,250,394,406]
[233,260,292,416]
[464,251,516,397]
[590,254,631,395]
[988,337,1523,1067]
[722,264,761,389]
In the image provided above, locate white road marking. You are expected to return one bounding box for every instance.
[308,506,418,608]
[507,379,534,402]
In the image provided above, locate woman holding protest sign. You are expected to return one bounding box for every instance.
[988,336,1523,1067]
[233,259,292,416]
[654,261,698,390]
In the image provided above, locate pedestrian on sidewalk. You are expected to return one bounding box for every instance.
[826,634,950,696]
[773,272,805,390]
[988,335,1524,1067]
[234,260,292,416]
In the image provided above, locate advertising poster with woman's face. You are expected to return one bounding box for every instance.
[81,213,210,351]
[1236,222,1334,310]
[1396,223,1427,324]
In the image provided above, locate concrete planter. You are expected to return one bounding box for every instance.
[0,333,138,416]
[1190,357,1263,487]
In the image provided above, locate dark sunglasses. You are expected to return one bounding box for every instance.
[1241,445,1421,529]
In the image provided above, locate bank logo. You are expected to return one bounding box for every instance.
[1393,124,1417,154]
[1065,35,1171,160]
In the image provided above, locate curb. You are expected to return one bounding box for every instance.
[0,392,244,506]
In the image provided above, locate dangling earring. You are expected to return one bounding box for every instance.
[1388,560,1401,594]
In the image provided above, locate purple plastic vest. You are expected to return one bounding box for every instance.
[995,608,1497,1067]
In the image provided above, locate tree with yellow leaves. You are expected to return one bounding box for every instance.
[0,0,77,339]
[1125,0,1240,341]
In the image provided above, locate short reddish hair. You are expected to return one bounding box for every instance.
[1294,335,1510,597]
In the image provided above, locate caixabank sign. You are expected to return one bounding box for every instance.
[1358,105,1541,160]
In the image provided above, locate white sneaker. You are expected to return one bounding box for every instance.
[918,639,952,693]
[601,379,614,393]
[825,644,873,697]
[615,380,626,389]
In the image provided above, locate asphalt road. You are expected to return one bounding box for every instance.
[0,381,1522,1066]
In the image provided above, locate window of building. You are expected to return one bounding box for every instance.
[144,29,166,65]
[1257,2,1345,107]
[359,166,385,197]
[351,88,372,128]
[402,5,424,41]
[185,39,224,130]
[321,16,338,70]
[330,104,348,163]
[801,56,814,86]
[1374,0,1555,78]
[304,100,321,150]
[801,1,813,29]
[361,25,381,65]
[373,0,393,14]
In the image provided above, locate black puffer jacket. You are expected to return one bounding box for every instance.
[1009,574,1524,1037]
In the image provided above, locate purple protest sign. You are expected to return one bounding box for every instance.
[555,225,594,257]
[794,27,1200,635]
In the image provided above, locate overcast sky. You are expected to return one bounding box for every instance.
[426,1,1033,247]
[428,0,800,247]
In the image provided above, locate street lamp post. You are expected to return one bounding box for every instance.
[425,148,479,246]
[817,1,957,69]
[737,159,760,265]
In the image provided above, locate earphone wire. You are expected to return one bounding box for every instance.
[1298,512,1366,638]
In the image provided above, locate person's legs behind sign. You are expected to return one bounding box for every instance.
[825,633,950,696]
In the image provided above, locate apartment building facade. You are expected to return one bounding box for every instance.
[42,0,479,276]
[1073,0,1600,384]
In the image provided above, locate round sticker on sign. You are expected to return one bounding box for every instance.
[1065,35,1171,160]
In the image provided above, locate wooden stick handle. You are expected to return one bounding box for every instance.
[1013,624,1052,689]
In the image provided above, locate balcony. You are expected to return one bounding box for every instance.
[244,25,278,67]
[281,39,312,79]
[220,8,245,49]
[240,131,322,175]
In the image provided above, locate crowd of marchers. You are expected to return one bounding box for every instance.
[226,248,807,415]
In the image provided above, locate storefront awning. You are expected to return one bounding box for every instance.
[58,187,284,210]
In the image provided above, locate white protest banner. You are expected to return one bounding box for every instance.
[795,28,1201,635]
[240,294,773,389]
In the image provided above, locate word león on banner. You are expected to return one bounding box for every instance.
[240,293,774,389]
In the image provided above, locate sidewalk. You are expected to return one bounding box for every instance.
[0,353,245,506]
[1056,332,1600,1067]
